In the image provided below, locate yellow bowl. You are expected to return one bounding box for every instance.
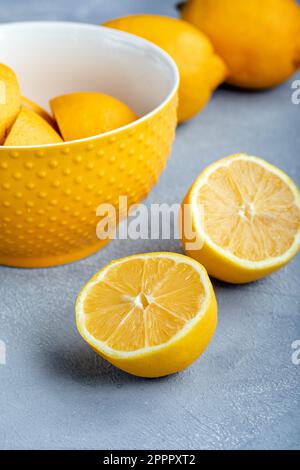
[0,22,179,268]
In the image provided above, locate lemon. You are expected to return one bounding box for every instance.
[0,64,21,144]
[4,107,62,146]
[103,15,227,123]
[180,0,300,89]
[76,252,217,378]
[22,96,57,128]
[181,154,300,283]
[50,92,137,141]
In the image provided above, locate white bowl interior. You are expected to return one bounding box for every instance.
[0,22,178,117]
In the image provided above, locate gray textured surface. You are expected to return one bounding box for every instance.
[1,0,300,451]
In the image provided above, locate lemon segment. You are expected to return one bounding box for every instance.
[50,92,137,141]
[181,154,300,283]
[4,107,62,146]
[76,252,217,378]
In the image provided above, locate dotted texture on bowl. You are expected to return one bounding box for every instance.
[0,95,177,267]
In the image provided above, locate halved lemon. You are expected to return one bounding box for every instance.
[76,252,217,378]
[181,154,300,283]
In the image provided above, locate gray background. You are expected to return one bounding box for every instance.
[0,0,300,451]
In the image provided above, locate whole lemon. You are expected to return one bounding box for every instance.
[103,15,227,123]
[180,0,300,89]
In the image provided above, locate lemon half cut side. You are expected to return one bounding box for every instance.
[76,252,218,378]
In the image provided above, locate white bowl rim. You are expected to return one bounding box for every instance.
[0,21,179,150]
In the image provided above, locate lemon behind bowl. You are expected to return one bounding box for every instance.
[76,252,217,378]
[103,15,227,123]
[180,0,300,89]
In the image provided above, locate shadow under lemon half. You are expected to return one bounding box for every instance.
[76,252,217,378]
